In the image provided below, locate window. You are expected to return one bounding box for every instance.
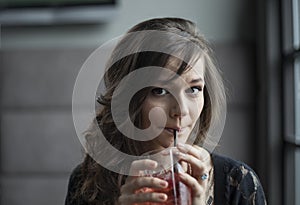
[282,0,300,204]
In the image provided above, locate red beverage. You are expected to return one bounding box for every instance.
[135,147,192,205]
[135,171,192,205]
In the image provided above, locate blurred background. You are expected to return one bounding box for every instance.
[0,0,299,204]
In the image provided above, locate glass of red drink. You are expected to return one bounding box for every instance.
[136,147,192,205]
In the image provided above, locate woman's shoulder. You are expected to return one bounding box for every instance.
[211,153,256,174]
[211,153,262,184]
[211,153,267,204]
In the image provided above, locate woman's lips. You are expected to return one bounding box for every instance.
[164,127,185,134]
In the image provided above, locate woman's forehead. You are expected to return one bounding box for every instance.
[165,57,205,81]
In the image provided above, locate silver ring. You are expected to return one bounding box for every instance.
[201,173,208,181]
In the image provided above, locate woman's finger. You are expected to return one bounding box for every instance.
[128,159,158,176]
[178,172,204,199]
[175,151,205,172]
[176,144,212,171]
[118,191,168,205]
[175,149,210,170]
[177,143,210,162]
[120,176,168,194]
[175,144,212,182]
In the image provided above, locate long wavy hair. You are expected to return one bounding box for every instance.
[73,17,226,204]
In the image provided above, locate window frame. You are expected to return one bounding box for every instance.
[282,0,300,204]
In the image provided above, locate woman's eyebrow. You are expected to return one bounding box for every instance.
[189,77,204,83]
[155,76,204,84]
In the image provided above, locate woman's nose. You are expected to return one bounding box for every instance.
[169,95,189,119]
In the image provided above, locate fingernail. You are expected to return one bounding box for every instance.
[149,161,157,168]
[174,150,185,157]
[173,150,180,155]
[160,181,168,188]
[178,172,185,178]
[178,152,186,158]
[177,143,185,149]
[159,194,167,201]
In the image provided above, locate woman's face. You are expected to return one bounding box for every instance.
[141,58,205,150]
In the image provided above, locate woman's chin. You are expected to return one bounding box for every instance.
[159,140,174,149]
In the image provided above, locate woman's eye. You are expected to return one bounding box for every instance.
[151,88,168,96]
[186,86,203,95]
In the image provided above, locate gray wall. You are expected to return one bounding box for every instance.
[1,0,255,48]
[0,0,258,204]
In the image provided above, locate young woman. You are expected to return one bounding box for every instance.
[65,17,267,205]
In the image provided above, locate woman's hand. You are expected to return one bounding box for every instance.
[176,143,213,205]
[118,159,169,205]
